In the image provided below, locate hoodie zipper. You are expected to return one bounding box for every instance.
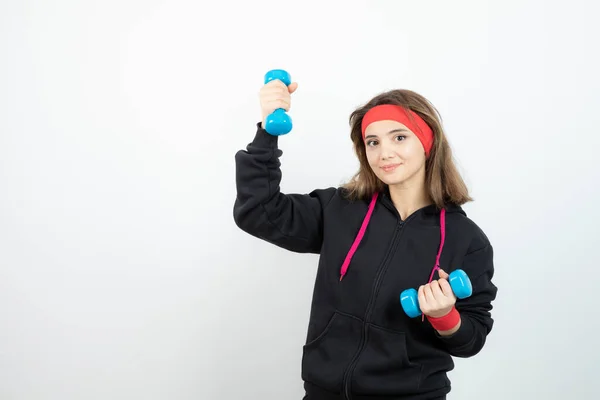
[341,217,406,400]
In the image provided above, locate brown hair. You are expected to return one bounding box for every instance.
[342,89,473,208]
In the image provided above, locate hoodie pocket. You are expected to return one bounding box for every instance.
[352,324,423,395]
[301,311,363,392]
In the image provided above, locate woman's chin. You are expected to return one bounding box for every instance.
[376,172,406,186]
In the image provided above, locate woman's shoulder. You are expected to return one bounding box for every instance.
[445,204,492,252]
[304,186,369,212]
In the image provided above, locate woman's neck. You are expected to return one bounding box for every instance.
[388,181,432,220]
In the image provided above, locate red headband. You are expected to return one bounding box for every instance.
[361,104,434,156]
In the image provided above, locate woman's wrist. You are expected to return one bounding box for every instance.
[426,306,461,335]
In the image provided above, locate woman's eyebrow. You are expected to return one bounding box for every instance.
[365,128,409,139]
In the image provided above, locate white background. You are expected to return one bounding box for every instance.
[1,0,599,399]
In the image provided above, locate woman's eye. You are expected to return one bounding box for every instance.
[366,140,378,147]
[395,135,406,141]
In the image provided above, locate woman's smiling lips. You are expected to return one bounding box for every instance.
[380,163,402,172]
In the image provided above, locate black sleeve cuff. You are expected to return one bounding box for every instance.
[435,311,475,348]
[250,122,278,149]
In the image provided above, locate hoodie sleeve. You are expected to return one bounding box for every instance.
[436,242,498,357]
[233,123,337,254]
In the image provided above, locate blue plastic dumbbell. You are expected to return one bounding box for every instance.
[400,269,473,318]
[263,69,293,136]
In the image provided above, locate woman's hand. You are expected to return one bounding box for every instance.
[259,79,298,128]
[418,269,456,318]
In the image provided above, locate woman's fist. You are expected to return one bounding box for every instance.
[259,80,298,128]
[417,269,456,318]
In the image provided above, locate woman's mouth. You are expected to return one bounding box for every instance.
[381,163,401,172]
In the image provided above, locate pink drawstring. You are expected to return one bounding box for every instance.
[339,192,379,280]
[427,208,446,284]
[422,208,446,321]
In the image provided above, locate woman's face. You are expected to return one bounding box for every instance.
[363,119,427,187]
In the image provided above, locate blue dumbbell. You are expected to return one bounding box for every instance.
[263,69,293,136]
[400,269,473,318]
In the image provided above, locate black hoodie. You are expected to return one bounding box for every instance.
[233,123,498,400]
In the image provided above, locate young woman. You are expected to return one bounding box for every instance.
[233,79,498,400]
